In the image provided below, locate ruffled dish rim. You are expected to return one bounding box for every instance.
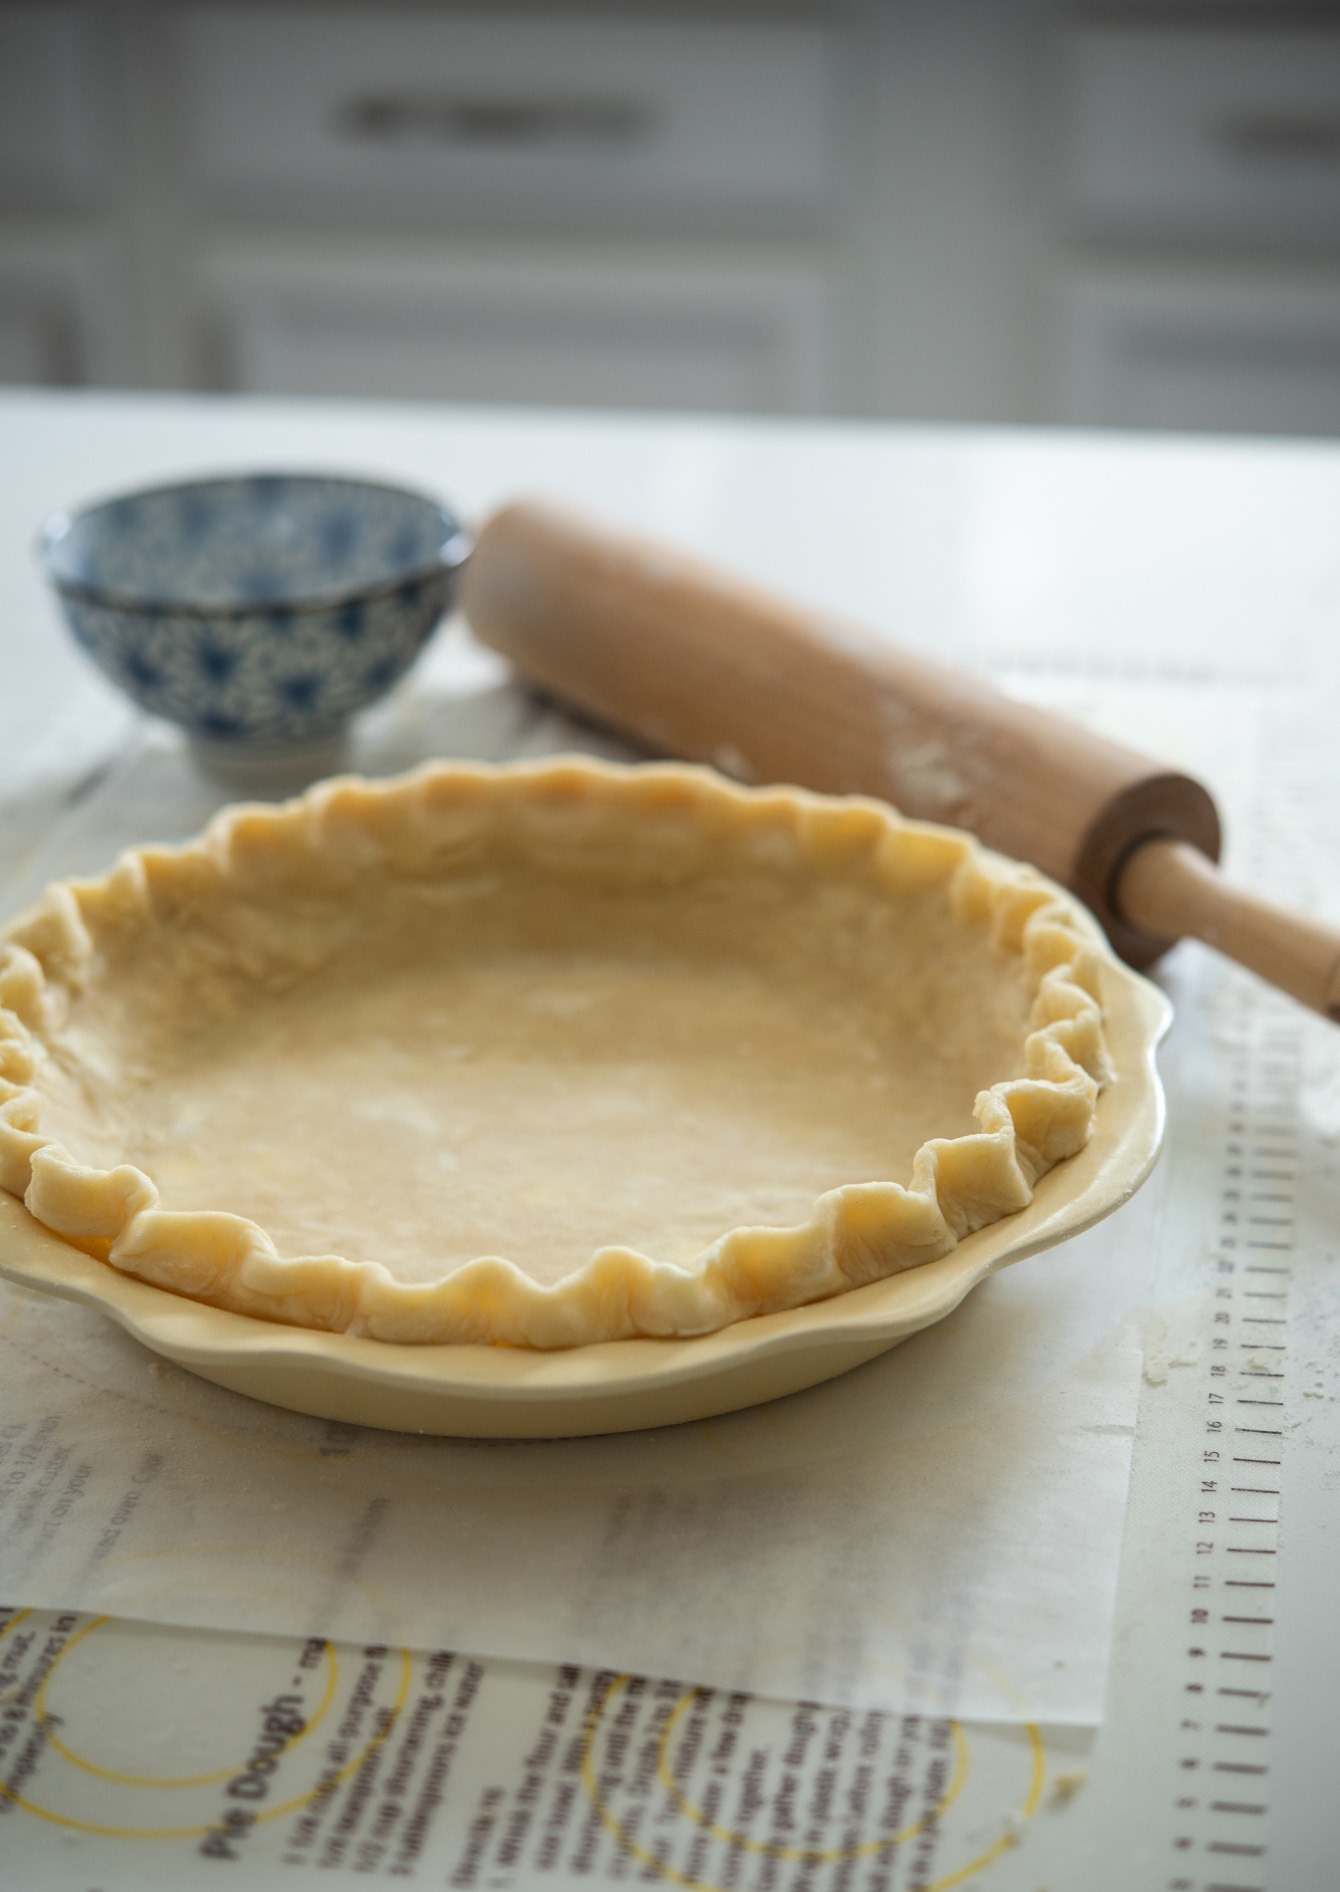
[0,758,1114,1350]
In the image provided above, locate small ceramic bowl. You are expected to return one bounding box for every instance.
[38,472,471,763]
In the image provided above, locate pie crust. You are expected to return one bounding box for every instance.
[0,760,1111,1349]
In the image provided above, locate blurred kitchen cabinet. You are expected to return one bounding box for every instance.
[1050,20,1340,433]
[175,6,839,415]
[0,2,112,212]
[196,248,835,413]
[1058,275,1340,439]
[1065,25,1340,250]
[179,8,834,233]
[0,232,126,384]
[2,0,1339,437]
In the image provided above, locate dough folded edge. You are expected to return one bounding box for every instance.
[0,758,1111,1349]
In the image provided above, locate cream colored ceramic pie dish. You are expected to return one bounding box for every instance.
[0,759,1116,1354]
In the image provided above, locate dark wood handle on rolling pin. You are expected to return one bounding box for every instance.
[460,500,1340,1019]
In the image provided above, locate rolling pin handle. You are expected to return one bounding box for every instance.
[1116,837,1340,1021]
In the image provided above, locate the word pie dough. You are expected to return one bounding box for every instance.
[0,760,1111,1348]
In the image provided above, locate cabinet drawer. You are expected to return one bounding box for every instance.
[1067,27,1340,245]
[1056,273,1340,438]
[195,247,834,415]
[181,8,837,230]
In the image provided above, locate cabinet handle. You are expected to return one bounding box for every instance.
[1217,111,1340,165]
[334,91,654,150]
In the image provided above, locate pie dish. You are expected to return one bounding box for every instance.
[0,759,1114,1352]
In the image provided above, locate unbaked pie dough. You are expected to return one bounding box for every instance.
[0,760,1111,1347]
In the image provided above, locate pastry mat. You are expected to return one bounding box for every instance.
[0,652,1149,1730]
[2,654,1333,1891]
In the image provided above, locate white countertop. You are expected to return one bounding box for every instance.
[2,388,1338,1891]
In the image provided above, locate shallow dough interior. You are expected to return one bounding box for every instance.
[38,870,1032,1285]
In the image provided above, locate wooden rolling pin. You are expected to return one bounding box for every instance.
[461,499,1340,1019]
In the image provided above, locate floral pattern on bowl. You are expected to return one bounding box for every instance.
[38,473,471,743]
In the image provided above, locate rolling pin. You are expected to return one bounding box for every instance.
[460,499,1340,1019]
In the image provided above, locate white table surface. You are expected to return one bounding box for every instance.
[2,388,1339,1891]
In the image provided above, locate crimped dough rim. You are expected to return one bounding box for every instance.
[0,759,1112,1349]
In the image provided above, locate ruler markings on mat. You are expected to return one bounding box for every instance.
[1167,695,1313,1892]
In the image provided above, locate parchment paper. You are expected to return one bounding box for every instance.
[0,1211,1147,1727]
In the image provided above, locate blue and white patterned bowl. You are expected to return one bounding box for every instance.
[38,473,471,747]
